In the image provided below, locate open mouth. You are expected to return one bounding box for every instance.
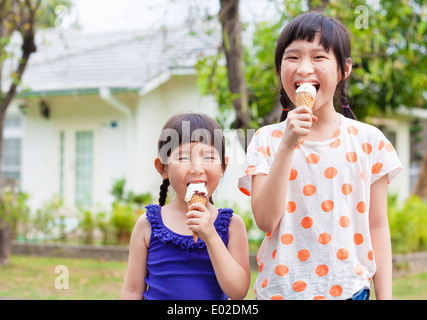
[186,181,206,187]
[295,81,320,92]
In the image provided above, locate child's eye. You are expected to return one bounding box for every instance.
[178,156,190,161]
[314,56,326,60]
[285,56,298,60]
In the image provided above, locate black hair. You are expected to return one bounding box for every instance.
[275,12,356,121]
[157,112,226,206]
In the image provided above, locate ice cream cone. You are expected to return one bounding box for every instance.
[296,92,316,109]
[187,194,206,243]
[295,83,316,109]
[185,181,208,244]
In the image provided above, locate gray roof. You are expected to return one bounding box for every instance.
[3,25,219,95]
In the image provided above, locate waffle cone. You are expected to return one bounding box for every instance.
[296,92,315,109]
[187,194,207,243]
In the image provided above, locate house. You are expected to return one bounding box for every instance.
[1,26,420,217]
[2,26,249,214]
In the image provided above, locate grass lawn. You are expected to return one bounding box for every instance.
[0,255,127,300]
[1,255,426,300]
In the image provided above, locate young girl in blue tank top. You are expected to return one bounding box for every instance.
[121,112,251,300]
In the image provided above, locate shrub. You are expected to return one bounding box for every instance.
[389,195,427,254]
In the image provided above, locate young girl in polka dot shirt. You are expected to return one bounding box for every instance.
[238,12,402,300]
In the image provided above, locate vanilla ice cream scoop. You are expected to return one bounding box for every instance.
[185,183,208,202]
[296,83,317,96]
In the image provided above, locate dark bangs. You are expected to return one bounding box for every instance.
[158,112,226,167]
[275,12,351,78]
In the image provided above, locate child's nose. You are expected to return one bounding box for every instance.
[190,161,205,174]
[297,58,314,76]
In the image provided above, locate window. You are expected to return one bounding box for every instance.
[75,131,93,208]
[1,138,21,179]
[59,131,65,198]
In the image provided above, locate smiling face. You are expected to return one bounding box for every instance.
[280,34,342,112]
[161,142,225,203]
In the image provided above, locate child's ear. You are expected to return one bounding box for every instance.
[223,156,229,173]
[344,58,352,80]
[154,157,168,179]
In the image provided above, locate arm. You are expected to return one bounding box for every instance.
[251,106,315,233]
[187,204,251,300]
[120,214,150,300]
[369,174,392,300]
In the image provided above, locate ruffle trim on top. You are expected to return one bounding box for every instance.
[145,204,233,252]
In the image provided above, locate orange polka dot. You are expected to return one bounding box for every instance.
[337,248,349,260]
[318,232,331,245]
[239,187,250,196]
[355,264,364,275]
[385,143,394,152]
[362,142,372,155]
[315,264,329,276]
[271,295,283,300]
[281,233,293,245]
[287,201,296,213]
[324,167,337,179]
[261,278,268,288]
[257,146,271,158]
[329,138,341,148]
[368,250,374,261]
[321,200,334,212]
[292,280,307,292]
[329,285,343,297]
[356,201,367,213]
[289,168,298,181]
[346,151,357,163]
[313,295,326,300]
[354,233,364,245]
[259,262,264,272]
[372,162,383,174]
[303,184,316,196]
[298,249,310,261]
[245,165,255,176]
[341,183,352,195]
[347,126,359,135]
[255,129,262,136]
[301,217,313,229]
[275,264,289,276]
[339,215,350,228]
[307,153,320,164]
[332,128,341,138]
[271,130,284,138]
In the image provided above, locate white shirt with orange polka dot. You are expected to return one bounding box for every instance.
[238,114,402,300]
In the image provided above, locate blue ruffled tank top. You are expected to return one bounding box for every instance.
[144,204,233,300]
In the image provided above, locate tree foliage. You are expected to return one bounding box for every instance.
[197,0,427,129]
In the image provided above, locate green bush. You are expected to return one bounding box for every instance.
[389,195,427,254]
[110,202,142,244]
[0,190,30,239]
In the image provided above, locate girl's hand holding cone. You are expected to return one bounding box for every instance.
[186,202,216,243]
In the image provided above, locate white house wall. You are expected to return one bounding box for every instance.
[20,95,130,213]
